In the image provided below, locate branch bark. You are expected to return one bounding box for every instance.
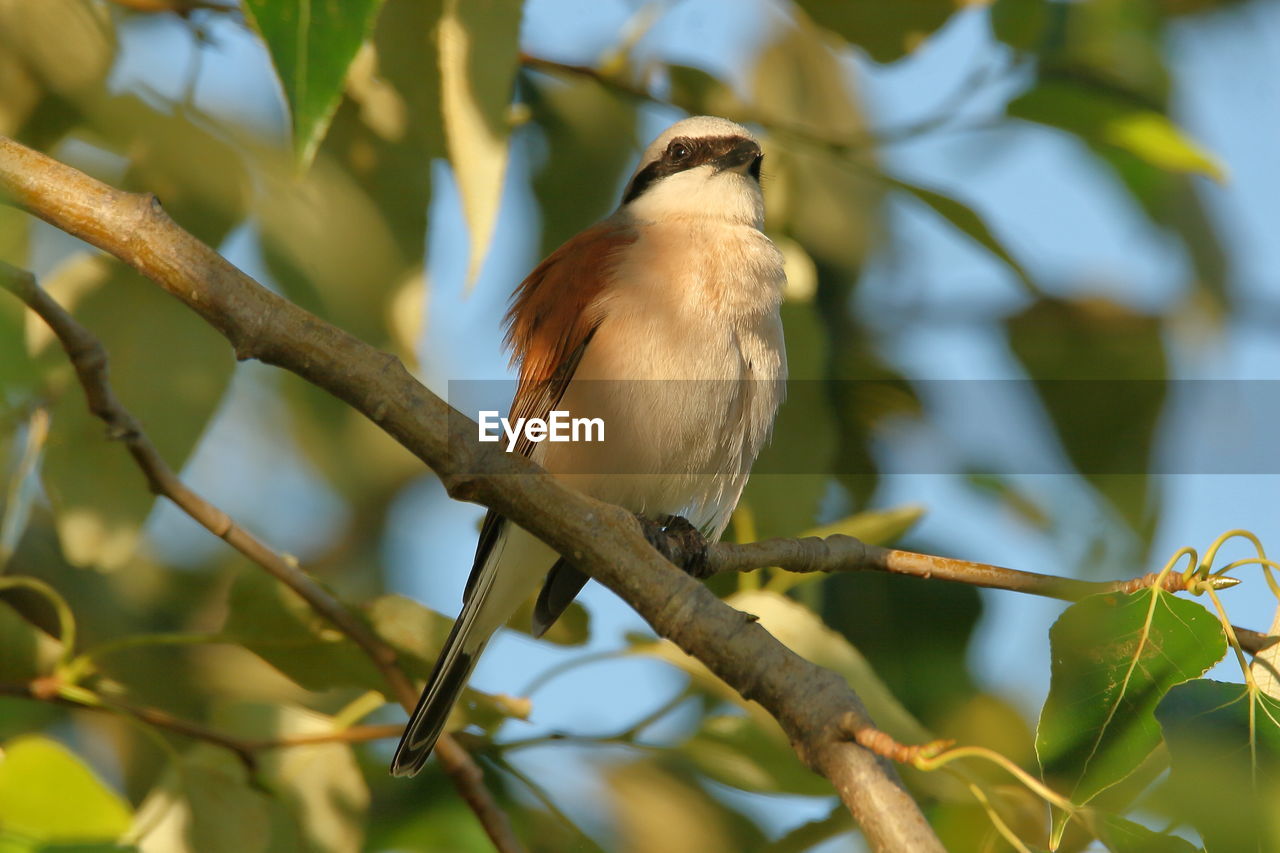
[0,261,524,853]
[0,135,943,851]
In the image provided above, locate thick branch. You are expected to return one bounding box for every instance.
[0,135,942,851]
[0,261,522,853]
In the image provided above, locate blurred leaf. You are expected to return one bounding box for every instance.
[363,593,452,676]
[820,554,981,725]
[0,736,132,843]
[34,256,233,568]
[0,601,62,682]
[213,704,369,853]
[1080,810,1200,853]
[638,590,929,752]
[990,0,1053,52]
[751,22,879,274]
[223,568,384,693]
[0,0,114,140]
[439,0,521,285]
[682,713,830,796]
[605,761,763,853]
[240,0,387,168]
[965,473,1052,530]
[1037,590,1226,806]
[131,747,276,853]
[793,0,979,63]
[1155,680,1280,852]
[524,72,637,256]
[744,306,835,539]
[1009,79,1224,181]
[666,64,749,123]
[884,174,1035,293]
[1007,297,1166,541]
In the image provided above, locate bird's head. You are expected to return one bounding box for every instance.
[620,116,764,227]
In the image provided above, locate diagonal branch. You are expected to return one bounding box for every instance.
[0,134,943,852]
[0,261,524,853]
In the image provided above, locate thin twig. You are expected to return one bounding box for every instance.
[0,262,525,853]
[0,682,403,764]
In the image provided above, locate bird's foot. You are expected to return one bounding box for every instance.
[639,514,711,578]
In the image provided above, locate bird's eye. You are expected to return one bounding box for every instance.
[667,140,691,162]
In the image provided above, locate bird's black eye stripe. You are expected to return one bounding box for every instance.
[620,135,759,205]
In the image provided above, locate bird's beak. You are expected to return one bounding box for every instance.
[714,138,763,174]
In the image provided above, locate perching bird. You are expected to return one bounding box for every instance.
[390,116,787,776]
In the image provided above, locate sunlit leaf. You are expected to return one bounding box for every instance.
[605,761,763,853]
[0,601,62,683]
[34,252,234,569]
[1036,590,1226,806]
[1156,679,1280,852]
[212,704,369,853]
[241,0,387,168]
[636,590,930,751]
[682,713,831,796]
[438,0,521,285]
[223,568,384,693]
[1009,80,1224,181]
[0,736,132,843]
[130,747,277,853]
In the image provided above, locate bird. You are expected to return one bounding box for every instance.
[390,115,788,776]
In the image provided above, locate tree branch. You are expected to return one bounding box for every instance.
[0,261,524,853]
[0,134,944,851]
[0,682,404,765]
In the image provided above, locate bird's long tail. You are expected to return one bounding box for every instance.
[389,599,490,777]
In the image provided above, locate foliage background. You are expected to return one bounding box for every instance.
[1,0,1279,850]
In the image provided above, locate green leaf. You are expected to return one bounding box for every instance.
[1081,810,1200,853]
[223,569,384,693]
[0,600,62,683]
[1009,80,1224,181]
[130,747,276,853]
[1006,297,1166,541]
[439,0,522,285]
[990,0,1053,52]
[636,590,930,752]
[1036,590,1226,806]
[792,0,977,63]
[241,0,387,168]
[35,255,233,569]
[682,713,831,796]
[883,174,1036,294]
[524,71,637,257]
[212,704,368,853]
[1156,680,1280,853]
[0,736,132,843]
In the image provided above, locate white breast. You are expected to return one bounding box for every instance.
[536,218,787,538]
